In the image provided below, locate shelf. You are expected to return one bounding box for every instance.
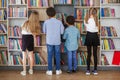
[101,36,120,39]
[8,17,27,19]
[101,17,120,19]
[9,49,22,52]
[9,36,22,39]
[0,20,7,22]
[75,19,100,22]
[74,6,100,8]
[34,46,46,48]
[8,4,27,6]
[0,45,7,48]
[101,3,120,6]
[34,65,48,66]
[0,64,8,66]
[0,33,7,35]
[0,7,7,9]
[75,19,83,22]
[101,50,120,52]
[28,7,49,9]
[54,4,74,6]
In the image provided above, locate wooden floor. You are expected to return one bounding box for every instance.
[0,70,120,80]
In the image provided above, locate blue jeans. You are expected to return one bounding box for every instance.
[67,50,77,71]
[47,44,61,70]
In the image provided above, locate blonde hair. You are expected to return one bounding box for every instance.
[85,8,99,27]
[22,11,40,35]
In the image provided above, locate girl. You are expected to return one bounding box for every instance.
[84,8,100,75]
[20,11,40,76]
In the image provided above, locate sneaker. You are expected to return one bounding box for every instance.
[20,71,26,76]
[67,70,72,73]
[92,70,98,75]
[86,70,90,75]
[46,71,52,75]
[28,69,33,74]
[56,70,62,75]
[72,70,77,73]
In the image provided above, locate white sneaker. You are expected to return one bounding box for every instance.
[56,70,62,75]
[20,71,26,76]
[46,71,52,75]
[86,70,90,75]
[28,69,33,74]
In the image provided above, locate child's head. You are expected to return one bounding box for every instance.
[66,16,75,25]
[29,10,39,22]
[46,7,56,17]
[89,8,97,16]
[22,10,40,34]
[85,8,98,26]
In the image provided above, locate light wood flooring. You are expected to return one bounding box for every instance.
[0,70,120,80]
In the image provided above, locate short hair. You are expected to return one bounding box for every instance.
[66,16,75,25]
[46,7,56,17]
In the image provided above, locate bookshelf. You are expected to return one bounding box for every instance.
[100,0,120,66]
[7,0,27,66]
[0,0,120,69]
[0,0,8,66]
[27,0,53,66]
[73,0,100,66]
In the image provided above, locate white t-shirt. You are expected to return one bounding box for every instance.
[21,29,32,35]
[84,18,98,32]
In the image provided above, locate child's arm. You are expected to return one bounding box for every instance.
[60,22,64,34]
[43,22,46,34]
[63,29,67,40]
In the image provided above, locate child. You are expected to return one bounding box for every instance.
[63,16,80,73]
[43,7,64,75]
[21,11,40,76]
[84,8,100,75]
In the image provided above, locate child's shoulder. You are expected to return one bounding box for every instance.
[45,18,62,23]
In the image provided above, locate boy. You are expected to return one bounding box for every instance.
[43,7,64,75]
[63,16,80,73]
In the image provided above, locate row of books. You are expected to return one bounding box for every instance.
[0,0,7,7]
[78,52,87,65]
[0,10,7,20]
[8,48,48,65]
[54,0,96,6]
[101,53,109,65]
[9,39,22,50]
[34,52,47,65]
[28,0,49,7]
[9,0,27,4]
[74,0,95,6]
[8,26,21,37]
[34,35,41,46]
[53,0,73,4]
[101,26,118,37]
[56,12,67,24]
[9,54,22,65]
[0,24,7,33]
[0,50,8,65]
[0,35,7,45]
[60,43,67,53]
[74,8,100,20]
[101,39,115,50]
[8,7,27,17]
[101,0,120,4]
[101,8,115,17]
[75,22,85,33]
[79,36,86,46]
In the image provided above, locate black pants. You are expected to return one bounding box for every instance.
[87,46,97,70]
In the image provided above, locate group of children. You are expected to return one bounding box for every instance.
[20,7,99,76]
